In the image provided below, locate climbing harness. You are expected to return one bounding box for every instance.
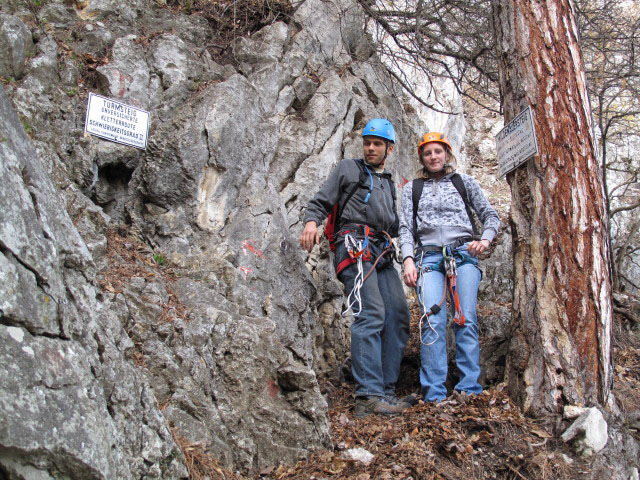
[416,244,466,346]
[341,228,394,317]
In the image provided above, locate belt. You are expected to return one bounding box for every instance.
[416,236,475,254]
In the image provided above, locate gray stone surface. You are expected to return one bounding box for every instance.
[0,0,423,473]
[0,0,528,475]
[0,14,33,79]
[561,407,609,456]
[97,35,156,109]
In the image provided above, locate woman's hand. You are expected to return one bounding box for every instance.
[468,239,490,257]
[403,257,418,287]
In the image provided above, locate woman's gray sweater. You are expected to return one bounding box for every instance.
[398,173,501,260]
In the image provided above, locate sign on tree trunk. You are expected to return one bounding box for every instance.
[496,106,539,177]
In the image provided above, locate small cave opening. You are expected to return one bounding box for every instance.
[91,162,135,220]
[100,163,133,187]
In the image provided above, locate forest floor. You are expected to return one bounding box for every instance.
[250,312,640,480]
[174,306,640,480]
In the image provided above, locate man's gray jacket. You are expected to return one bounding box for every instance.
[303,159,398,235]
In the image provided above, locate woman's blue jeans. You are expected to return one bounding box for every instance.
[416,244,482,402]
[336,241,410,398]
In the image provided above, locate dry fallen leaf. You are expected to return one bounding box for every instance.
[260,465,275,475]
[530,427,552,438]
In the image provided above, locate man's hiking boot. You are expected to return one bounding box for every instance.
[385,393,419,409]
[354,396,406,417]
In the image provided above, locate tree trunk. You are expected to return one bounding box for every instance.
[492,0,612,414]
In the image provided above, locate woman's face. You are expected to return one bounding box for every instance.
[420,142,447,173]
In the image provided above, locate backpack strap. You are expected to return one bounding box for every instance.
[335,159,372,229]
[387,175,400,237]
[326,160,369,251]
[450,173,480,238]
[412,178,425,246]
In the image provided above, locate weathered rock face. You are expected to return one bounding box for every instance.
[0,13,34,79]
[0,87,186,479]
[0,0,426,475]
[0,0,531,475]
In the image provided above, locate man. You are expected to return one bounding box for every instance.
[300,119,412,417]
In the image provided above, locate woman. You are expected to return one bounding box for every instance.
[399,132,500,402]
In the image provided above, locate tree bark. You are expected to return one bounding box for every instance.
[492,0,612,414]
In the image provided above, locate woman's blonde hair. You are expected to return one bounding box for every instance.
[416,144,457,179]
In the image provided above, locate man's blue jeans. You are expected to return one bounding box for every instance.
[336,241,410,398]
[416,244,482,402]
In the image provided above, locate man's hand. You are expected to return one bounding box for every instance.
[467,239,490,257]
[300,221,320,252]
[403,257,418,287]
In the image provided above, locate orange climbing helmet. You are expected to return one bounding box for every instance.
[417,132,452,154]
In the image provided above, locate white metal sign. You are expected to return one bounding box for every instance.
[495,106,539,177]
[84,93,149,150]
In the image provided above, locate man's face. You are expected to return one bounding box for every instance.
[363,136,393,167]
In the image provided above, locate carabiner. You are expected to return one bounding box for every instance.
[443,245,456,278]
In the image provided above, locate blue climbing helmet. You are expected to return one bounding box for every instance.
[362,119,395,143]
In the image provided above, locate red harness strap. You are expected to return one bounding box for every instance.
[448,274,465,326]
[336,257,357,276]
[335,226,371,275]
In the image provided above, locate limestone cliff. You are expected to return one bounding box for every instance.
[0,0,428,476]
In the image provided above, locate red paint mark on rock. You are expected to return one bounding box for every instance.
[117,71,132,97]
[399,177,409,188]
[266,377,280,398]
[239,266,252,280]
[242,241,266,258]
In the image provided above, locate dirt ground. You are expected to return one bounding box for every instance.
[254,314,640,480]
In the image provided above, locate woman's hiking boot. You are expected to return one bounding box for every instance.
[354,396,406,417]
